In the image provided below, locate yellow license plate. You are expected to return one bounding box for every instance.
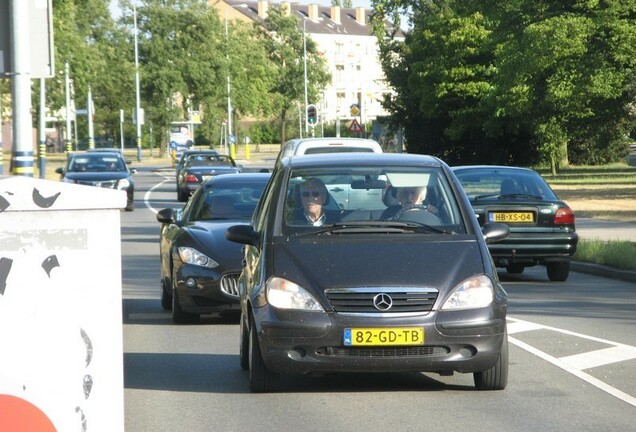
[344,327,424,346]
[490,212,534,223]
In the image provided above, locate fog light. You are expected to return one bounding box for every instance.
[287,348,306,360]
[185,277,197,288]
[459,346,476,358]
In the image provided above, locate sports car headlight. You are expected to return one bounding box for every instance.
[266,277,323,311]
[441,275,494,310]
[177,247,219,268]
[117,178,131,190]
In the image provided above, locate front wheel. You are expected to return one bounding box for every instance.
[547,261,570,282]
[249,319,276,392]
[239,313,249,371]
[172,288,200,324]
[506,264,524,274]
[160,278,172,310]
[474,330,508,391]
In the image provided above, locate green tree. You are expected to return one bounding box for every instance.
[258,6,331,145]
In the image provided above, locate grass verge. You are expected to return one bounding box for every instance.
[574,239,636,271]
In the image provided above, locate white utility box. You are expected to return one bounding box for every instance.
[0,176,126,431]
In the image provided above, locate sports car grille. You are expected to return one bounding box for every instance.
[220,273,240,297]
[316,346,449,357]
[324,288,438,313]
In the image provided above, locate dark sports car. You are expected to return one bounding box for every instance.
[157,172,271,323]
[176,154,240,201]
[55,151,137,211]
[452,165,578,281]
[174,148,218,178]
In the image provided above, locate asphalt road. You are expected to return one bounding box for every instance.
[120,169,636,432]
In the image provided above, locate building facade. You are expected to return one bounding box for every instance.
[209,0,401,126]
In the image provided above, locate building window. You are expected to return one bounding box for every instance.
[335,64,344,83]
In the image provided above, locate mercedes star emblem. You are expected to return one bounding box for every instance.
[373,293,393,311]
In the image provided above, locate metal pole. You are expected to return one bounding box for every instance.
[134,3,142,161]
[65,62,72,153]
[38,78,46,179]
[120,109,124,152]
[225,12,232,155]
[88,84,94,149]
[10,0,34,176]
[303,18,308,137]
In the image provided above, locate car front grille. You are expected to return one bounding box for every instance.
[220,273,240,297]
[316,346,449,357]
[77,180,117,189]
[324,287,438,313]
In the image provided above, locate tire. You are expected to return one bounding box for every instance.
[160,278,172,310]
[474,329,509,391]
[249,319,276,392]
[172,288,200,324]
[239,313,249,371]
[547,261,570,282]
[506,264,524,274]
[177,188,187,202]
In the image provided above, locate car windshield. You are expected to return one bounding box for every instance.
[185,155,234,168]
[67,154,126,172]
[454,169,558,201]
[282,166,465,235]
[189,181,267,221]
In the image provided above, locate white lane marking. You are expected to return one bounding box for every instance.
[560,345,636,370]
[144,171,174,214]
[508,317,636,408]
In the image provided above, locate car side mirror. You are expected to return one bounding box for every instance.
[482,222,510,244]
[156,208,176,224]
[226,224,260,247]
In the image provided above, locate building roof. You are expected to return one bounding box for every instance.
[220,0,403,37]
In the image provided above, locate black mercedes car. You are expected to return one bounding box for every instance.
[174,148,219,178]
[176,154,240,201]
[226,153,511,392]
[452,165,578,281]
[55,151,137,211]
[157,172,271,323]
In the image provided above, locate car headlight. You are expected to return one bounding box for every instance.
[266,277,323,311]
[177,247,219,268]
[441,275,494,310]
[117,178,131,190]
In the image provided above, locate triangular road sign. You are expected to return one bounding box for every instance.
[349,119,362,133]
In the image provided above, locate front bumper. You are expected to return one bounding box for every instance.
[252,304,506,375]
[174,264,240,314]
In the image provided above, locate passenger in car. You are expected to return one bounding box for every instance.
[295,178,334,226]
[381,186,438,220]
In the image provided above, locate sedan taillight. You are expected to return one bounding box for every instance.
[554,207,575,225]
[184,174,198,183]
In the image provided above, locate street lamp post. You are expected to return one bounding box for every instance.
[303,17,309,137]
[133,3,142,161]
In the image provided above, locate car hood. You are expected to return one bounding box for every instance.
[271,236,485,292]
[188,220,249,268]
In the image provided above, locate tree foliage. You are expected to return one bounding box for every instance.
[373,0,636,168]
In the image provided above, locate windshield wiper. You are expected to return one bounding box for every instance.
[293,221,452,236]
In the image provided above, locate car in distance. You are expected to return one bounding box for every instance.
[276,137,382,163]
[174,148,219,178]
[176,153,240,202]
[157,172,271,323]
[451,165,578,281]
[55,151,137,211]
[226,153,511,392]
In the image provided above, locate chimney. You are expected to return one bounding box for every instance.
[257,0,268,19]
[355,7,366,25]
[308,4,319,20]
[330,5,340,24]
[280,2,291,17]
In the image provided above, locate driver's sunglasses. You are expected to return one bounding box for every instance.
[301,191,321,198]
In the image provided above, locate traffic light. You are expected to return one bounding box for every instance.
[306,104,318,126]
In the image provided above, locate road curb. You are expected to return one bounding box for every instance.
[571,261,636,283]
